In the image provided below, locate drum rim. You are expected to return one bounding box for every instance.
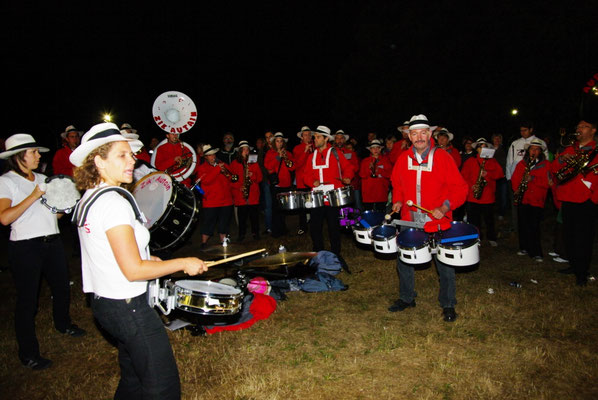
[175,279,242,295]
[40,174,81,213]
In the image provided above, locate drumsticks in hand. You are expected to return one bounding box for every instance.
[406,200,450,219]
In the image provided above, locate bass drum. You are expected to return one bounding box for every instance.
[132,172,199,252]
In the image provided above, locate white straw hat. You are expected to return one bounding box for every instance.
[0,133,49,159]
[69,123,143,167]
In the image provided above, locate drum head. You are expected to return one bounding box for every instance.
[132,172,174,228]
[397,228,430,247]
[360,210,385,227]
[440,222,479,247]
[152,91,197,134]
[175,280,241,295]
[372,225,397,239]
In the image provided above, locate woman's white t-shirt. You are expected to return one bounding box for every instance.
[78,187,149,299]
[0,171,59,241]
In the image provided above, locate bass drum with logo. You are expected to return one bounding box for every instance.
[132,171,199,252]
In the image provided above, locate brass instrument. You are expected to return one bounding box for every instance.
[472,159,488,200]
[559,128,579,148]
[513,160,532,205]
[242,159,252,200]
[219,163,239,182]
[555,147,598,184]
[370,158,378,178]
[282,149,293,168]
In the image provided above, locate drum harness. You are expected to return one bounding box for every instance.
[71,186,145,228]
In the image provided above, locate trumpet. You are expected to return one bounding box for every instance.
[219,163,239,182]
[281,149,293,168]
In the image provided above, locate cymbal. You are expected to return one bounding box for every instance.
[199,244,248,257]
[245,252,317,268]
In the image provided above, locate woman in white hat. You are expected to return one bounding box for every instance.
[0,133,86,370]
[70,123,207,398]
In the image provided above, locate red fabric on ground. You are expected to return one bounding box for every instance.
[204,293,277,334]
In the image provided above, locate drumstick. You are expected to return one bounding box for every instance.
[384,210,397,221]
[406,200,450,219]
[204,248,266,268]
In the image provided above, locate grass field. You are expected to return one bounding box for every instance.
[0,209,597,400]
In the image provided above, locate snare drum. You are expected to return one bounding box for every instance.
[132,172,199,251]
[397,228,432,264]
[353,210,385,245]
[372,225,399,254]
[436,221,480,267]
[326,186,354,207]
[302,191,325,208]
[277,191,304,210]
[40,175,81,214]
[168,280,243,315]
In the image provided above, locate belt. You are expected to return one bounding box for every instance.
[93,293,145,304]
[27,234,60,243]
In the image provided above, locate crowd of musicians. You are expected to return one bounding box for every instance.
[0,115,596,395]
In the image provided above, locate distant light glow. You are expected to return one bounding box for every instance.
[511,108,519,116]
[593,86,598,96]
[103,113,112,122]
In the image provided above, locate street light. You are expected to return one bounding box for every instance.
[510,108,519,116]
[103,113,112,122]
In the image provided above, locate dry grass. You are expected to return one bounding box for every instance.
[0,211,597,399]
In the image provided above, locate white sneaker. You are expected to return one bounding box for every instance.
[548,251,559,257]
[533,256,543,262]
[553,257,569,263]
[489,241,498,247]
[517,250,528,256]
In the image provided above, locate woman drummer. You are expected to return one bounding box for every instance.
[0,134,86,370]
[69,123,207,399]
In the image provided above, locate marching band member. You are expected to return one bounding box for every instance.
[511,139,552,262]
[52,125,81,176]
[265,132,296,238]
[389,122,411,165]
[460,138,504,247]
[359,139,392,212]
[0,134,85,370]
[120,123,151,164]
[229,140,263,242]
[69,123,207,398]
[552,119,598,286]
[332,129,362,211]
[293,126,314,235]
[195,144,235,246]
[303,125,354,272]
[389,114,468,322]
[216,132,237,165]
[153,131,194,187]
[433,128,461,168]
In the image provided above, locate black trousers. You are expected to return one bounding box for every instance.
[237,204,260,238]
[8,236,72,361]
[91,293,180,400]
[466,202,496,241]
[271,186,291,237]
[517,204,544,257]
[363,202,387,212]
[295,187,310,231]
[309,206,341,255]
[562,200,597,281]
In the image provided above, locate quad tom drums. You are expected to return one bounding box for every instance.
[277,191,304,210]
[353,211,385,245]
[436,221,480,267]
[397,228,433,264]
[132,172,199,251]
[276,186,354,210]
[371,225,399,254]
[327,186,354,207]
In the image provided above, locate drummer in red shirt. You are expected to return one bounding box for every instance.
[303,125,355,272]
[265,132,296,238]
[229,140,262,242]
[52,125,81,176]
[359,139,392,212]
[195,144,234,246]
[511,139,552,262]
[292,126,314,235]
[332,129,361,210]
[390,114,468,322]
[552,119,598,286]
[460,138,504,247]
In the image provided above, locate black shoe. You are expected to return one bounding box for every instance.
[58,324,87,337]
[576,277,588,287]
[443,307,458,322]
[388,299,416,312]
[337,255,351,274]
[21,356,52,370]
[558,267,575,275]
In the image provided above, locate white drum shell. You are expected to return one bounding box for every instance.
[436,240,480,267]
[373,235,398,254]
[353,226,378,245]
[398,244,433,264]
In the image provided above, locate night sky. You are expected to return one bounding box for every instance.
[3,1,597,153]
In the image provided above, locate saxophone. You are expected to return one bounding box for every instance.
[242,159,252,200]
[513,160,532,205]
[219,163,239,182]
[472,159,487,200]
[555,147,598,184]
